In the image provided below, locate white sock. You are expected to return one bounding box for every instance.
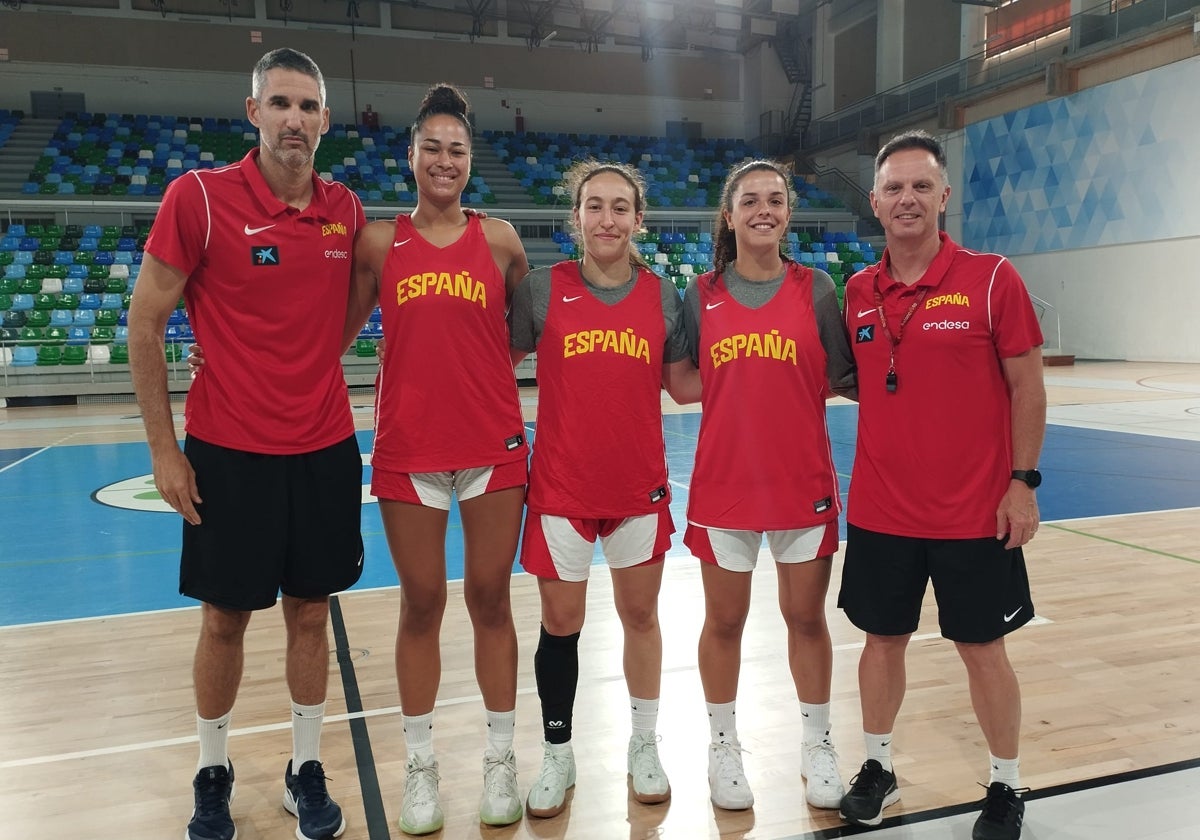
[485,708,515,755]
[989,753,1021,788]
[865,731,894,772]
[630,696,659,736]
[707,701,738,745]
[403,711,434,759]
[800,701,832,747]
[291,700,325,767]
[197,711,231,771]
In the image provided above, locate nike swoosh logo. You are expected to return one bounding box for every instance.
[705,301,725,310]
[1004,606,1023,622]
[244,223,276,236]
[857,308,876,318]
[562,295,583,303]
[393,238,412,248]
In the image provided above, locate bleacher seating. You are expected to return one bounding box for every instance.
[626,228,874,304]
[483,130,847,211]
[0,218,401,372]
[1,219,874,369]
[15,112,850,214]
[19,112,494,205]
[2,115,867,383]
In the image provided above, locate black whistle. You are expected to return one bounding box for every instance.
[886,371,897,393]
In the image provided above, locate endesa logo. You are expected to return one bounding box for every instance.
[923,319,971,331]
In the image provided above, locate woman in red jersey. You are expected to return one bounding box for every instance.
[508,160,699,819]
[680,159,856,815]
[344,83,528,836]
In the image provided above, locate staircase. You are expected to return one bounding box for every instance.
[471,142,567,270]
[774,19,813,153]
[0,117,58,196]
[471,143,533,207]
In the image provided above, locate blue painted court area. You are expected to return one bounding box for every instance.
[2,405,1199,626]
[0,447,41,471]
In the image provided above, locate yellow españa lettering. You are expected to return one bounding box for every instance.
[709,329,797,369]
[562,327,652,364]
[395,269,487,308]
[321,222,348,237]
[925,292,970,310]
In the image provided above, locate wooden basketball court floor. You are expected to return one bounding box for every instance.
[2,360,1199,839]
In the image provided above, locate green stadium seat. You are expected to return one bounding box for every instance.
[61,345,88,365]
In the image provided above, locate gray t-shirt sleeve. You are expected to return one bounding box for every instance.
[682,276,703,367]
[812,268,858,400]
[509,265,552,352]
[658,275,690,364]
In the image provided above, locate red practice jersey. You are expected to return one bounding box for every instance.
[371,214,527,473]
[688,264,841,531]
[526,262,670,518]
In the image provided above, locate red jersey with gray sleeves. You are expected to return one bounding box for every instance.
[686,263,841,531]
[522,262,671,518]
[371,213,527,473]
[145,149,363,454]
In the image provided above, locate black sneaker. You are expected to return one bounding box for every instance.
[972,781,1028,840]
[283,759,346,840]
[187,762,236,840]
[839,759,900,827]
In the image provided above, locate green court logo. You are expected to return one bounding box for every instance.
[95,456,377,512]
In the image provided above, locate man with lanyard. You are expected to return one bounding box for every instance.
[837,129,1046,840]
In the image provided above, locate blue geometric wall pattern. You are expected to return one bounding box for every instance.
[962,54,1200,255]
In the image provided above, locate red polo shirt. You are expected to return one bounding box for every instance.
[145,149,364,454]
[843,232,1043,538]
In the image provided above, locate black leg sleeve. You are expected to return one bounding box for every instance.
[533,624,581,744]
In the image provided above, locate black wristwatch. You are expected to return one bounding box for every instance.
[1011,469,1042,489]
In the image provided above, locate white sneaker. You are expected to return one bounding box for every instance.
[398,753,443,836]
[479,747,522,826]
[526,741,576,818]
[627,733,671,804]
[802,741,846,809]
[707,741,754,810]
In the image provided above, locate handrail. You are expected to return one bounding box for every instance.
[1027,292,1062,353]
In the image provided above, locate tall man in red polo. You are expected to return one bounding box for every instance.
[129,48,365,840]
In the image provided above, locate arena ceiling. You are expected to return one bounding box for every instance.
[18,0,825,58]
[395,0,820,55]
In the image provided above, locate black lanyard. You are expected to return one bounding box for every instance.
[872,275,928,394]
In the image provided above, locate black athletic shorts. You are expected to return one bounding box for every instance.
[838,523,1034,644]
[180,433,365,611]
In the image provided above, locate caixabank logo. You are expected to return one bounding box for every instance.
[93,454,378,511]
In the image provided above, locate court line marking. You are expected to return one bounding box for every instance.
[0,619,1055,771]
[1044,521,1200,565]
[0,444,52,474]
[6,503,1199,631]
[0,686,542,770]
